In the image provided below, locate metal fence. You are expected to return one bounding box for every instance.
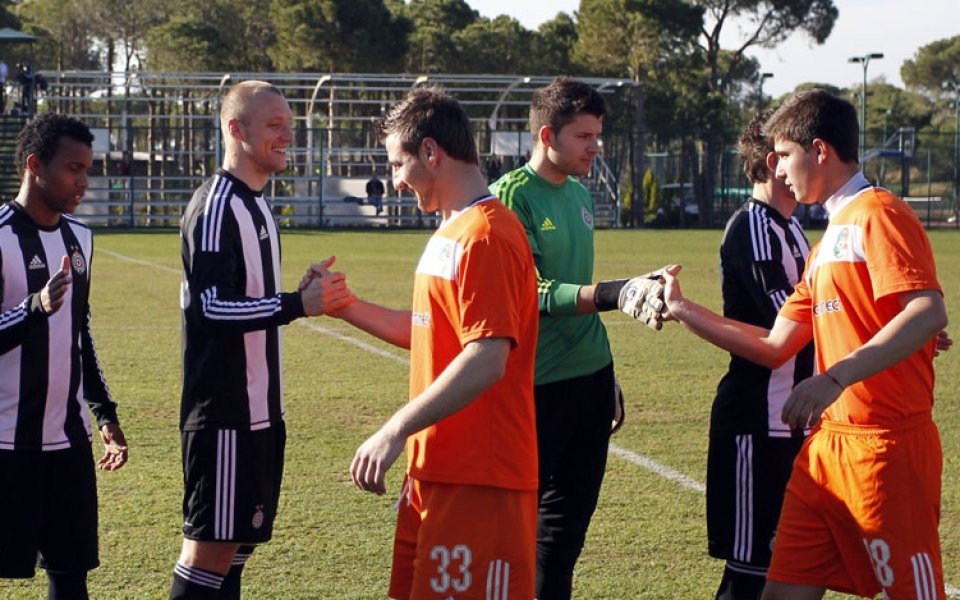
[22,71,960,229]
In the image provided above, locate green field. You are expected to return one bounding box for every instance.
[2,229,958,599]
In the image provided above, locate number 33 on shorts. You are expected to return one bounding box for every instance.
[429,544,516,598]
[430,544,473,594]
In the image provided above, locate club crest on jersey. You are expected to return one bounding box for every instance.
[831,226,851,260]
[581,207,593,230]
[252,505,265,529]
[71,249,86,275]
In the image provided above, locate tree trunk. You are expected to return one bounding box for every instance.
[630,77,646,228]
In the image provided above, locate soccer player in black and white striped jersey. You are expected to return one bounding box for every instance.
[706,110,813,600]
[0,113,129,600]
[169,81,354,600]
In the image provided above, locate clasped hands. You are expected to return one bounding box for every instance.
[615,267,673,330]
[298,256,356,317]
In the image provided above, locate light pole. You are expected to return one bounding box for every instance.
[943,80,960,204]
[848,53,884,158]
[756,72,773,110]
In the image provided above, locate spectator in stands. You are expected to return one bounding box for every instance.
[365,172,385,215]
[0,59,8,113]
[485,154,502,183]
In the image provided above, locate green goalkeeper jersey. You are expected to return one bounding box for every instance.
[492,164,612,385]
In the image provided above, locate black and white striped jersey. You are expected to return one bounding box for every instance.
[712,199,814,438]
[0,202,117,451]
[179,170,305,432]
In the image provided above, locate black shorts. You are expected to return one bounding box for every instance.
[706,433,804,568]
[0,444,99,578]
[180,423,286,544]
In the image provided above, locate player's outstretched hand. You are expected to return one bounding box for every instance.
[661,264,684,321]
[40,255,72,315]
[618,267,668,330]
[98,423,129,471]
[350,428,405,496]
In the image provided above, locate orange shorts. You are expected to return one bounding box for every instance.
[388,476,537,600]
[768,415,943,598]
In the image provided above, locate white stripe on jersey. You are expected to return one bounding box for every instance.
[200,287,282,320]
[911,552,939,600]
[41,228,74,449]
[748,203,772,262]
[486,559,510,600]
[745,205,811,437]
[1,213,33,449]
[215,429,237,540]
[201,176,232,253]
[0,298,28,330]
[255,195,285,420]
[232,195,272,428]
[733,435,754,562]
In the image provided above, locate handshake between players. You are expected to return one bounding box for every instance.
[594,267,672,330]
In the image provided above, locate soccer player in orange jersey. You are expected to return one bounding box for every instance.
[313,87,540,600]
[662,89,949,600]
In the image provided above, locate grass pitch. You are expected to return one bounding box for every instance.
[1,228,957,599]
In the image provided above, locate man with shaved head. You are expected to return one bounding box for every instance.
[169,81,355,599]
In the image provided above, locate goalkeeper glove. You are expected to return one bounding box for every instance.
[617,270,667,330]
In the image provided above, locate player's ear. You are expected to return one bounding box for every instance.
[538,125,554,149]
[25,153,42,179]
[765,151,778,174]
[227,118,244,142]
[811,138,829,164]
[421,138,438,163]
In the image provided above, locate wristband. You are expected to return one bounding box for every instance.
[823,371,845,390]
[593,279,628,311]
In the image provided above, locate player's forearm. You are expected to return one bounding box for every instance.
[334,298,411,349]
[383,338,509,439]
[826,291,947,388]
[668,297,786,368]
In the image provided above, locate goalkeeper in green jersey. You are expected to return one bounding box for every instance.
[491,77,664,600]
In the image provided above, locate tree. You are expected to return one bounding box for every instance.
[271,0,409,72]
[453,15,532,74]
[144,0,276,72]
[529,13,578,76]
[146,18,231,72]
[392,0,478,73]
[693,0,838,224]
[89,0,165,74]
[20,0,102,70]
[575,0,702,226]
[902,35,960,97]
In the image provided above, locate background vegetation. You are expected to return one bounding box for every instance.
[0,1,957,224]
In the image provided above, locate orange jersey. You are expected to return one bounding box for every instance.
[406,197,539,491]
[780,181,942,426]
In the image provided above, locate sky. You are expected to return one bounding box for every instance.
[466,0,957,97]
